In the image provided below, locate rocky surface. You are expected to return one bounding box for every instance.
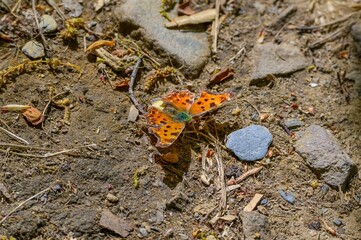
[226,125,272,161]
[114,0,210,77]
[295,125,357,190]
[39,15,58,33]
[251,42,308,84]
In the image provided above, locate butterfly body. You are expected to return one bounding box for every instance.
[145,90,234,148]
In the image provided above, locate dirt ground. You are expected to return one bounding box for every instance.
[0,0,360,239]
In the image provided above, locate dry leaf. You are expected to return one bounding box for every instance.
[114,78,130,90]
[161,153,179,163]
[111,49,129,58]
[209,68,235,84]
[22,106,44,125]
[86,39,115,52]
[257,28,266,43]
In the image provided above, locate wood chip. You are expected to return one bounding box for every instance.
[243,193,263,212]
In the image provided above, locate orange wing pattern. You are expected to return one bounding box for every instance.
[162,90,195,112]
[189,91,233,117]
[149,122,185,148]
[144,106,185,147]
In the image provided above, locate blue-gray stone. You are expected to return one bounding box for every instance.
[278,189,295,204]
[333,217,342,226]
[226,125,272,161]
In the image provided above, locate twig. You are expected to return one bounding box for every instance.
[278,120,292,136]
[242,99,260,116]
[32,0,49,53]
[129,57,146,114]
[0,187,51,225]
[0,118,13,132]
[227,166,263,186]
[0,127,29,145]
[297,12,357,31]
[228,45,246,63]
[44,0,65,20]
[0,142,51,151]
[0,143,96,158]
[212,0,220,53]
[308,23,353,49]
[214,144,226,213]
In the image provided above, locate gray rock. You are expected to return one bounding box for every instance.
[284,118,304,130]
[62,0,83,17]
[351,23,361,56]
[240,211,270,240]
[295,125,357,190]
[22,40,45,59]
[278,189,295,204]
[39,15,58,33]
[114,0,210,77]
[251,42,308,84]
[226,125,272,161]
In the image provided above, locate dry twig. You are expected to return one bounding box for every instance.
[215,144,226,213]
[0,187,51,225]
[129,57,146,115]
[0,127,29,145]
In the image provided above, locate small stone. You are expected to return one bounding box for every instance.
[205,235,217,240]
[251,42,308,84]
[226,125,273,161]
[308,220,321,230]
[127,105,139,122]
[193,202,217,216]
[0,181,12,201]
[283,118,304,130]
[240,211,270,239]
[333,217,342,226]
[260,199,268,205]
[278,189,295,204]
[106,193,119,203]
[139,227,148,237]
[22,40,45,59]
[99,209,133,237]
[225,165,241,178]
[39,15,58,33]
[295,125,357,190]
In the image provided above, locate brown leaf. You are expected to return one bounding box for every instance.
[114,78,130,90]
[86,39,115,52]
[111,49,129,58]
[178,1,196,16]
[22,107,44,125]
[209,68,235,84]
[161,153,179,163]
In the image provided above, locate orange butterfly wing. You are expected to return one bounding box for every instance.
[162,90,195,111]
[144,106,185,148]
[189,91,234,117]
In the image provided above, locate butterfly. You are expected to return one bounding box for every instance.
[144,90,234,148]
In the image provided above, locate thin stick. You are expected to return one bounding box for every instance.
[0,143,96,158]
[32,0,49,52]
[0,127,29,145]
[212,0,220,53]
[0,187,51,225]
[214,144,226,213]
[0,118,13,132]
[242,99,261,116]
[129,57,146,114]
[227,166,263,186]
[0,142,51,151]
[44,0,65,20]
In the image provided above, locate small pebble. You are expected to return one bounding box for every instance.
[39,15,58,33]
[128,105,139,122]
[284,118,304,130]
[278,189,295,204]
[106,193,119,203]
[260,199,268,205]
[333,217,342,226]
[321,185,329,194]
[139,227,148,237]
[308,220,321,230]
[225,165,241,178]
[22,40,45,59]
